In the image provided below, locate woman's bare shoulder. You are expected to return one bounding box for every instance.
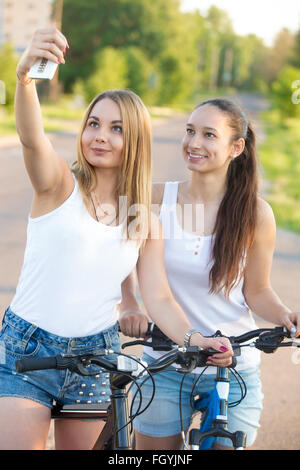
[257,197,276,224]
[255,197,276,241]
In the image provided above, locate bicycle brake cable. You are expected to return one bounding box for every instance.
[117,352,155,418]
[228,368,247,407]
[178,372,190,450]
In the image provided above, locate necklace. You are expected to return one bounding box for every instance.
[91,192,118,226]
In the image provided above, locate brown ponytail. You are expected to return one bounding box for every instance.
[195,99,258,297]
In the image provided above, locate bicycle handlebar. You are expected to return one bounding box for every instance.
[15,347,122,375]
[15,347,184,377]
[122,323,296,348]
[16,355,58,373]
[15,324,299,376]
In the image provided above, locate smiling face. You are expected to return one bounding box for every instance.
[182,104,244,174]
[81,98,124,170]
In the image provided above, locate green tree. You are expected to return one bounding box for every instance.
[61,0,183,92]
[122,46,155,104]
[195,6,234,91]
[290,27,300,68]
[60,0,278,104]
[156,10,201,104]
[264,28,295,84]
[83,47,128,102]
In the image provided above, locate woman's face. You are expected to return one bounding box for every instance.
[81,98,124,170]
[182,104,244,173]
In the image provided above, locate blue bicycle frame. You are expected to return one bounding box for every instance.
[189,367,247,450]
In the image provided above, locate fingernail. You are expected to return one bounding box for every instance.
[291,327,296,334]
[220,346,228,352]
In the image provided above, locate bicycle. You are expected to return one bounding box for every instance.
[15,324,299,450]
[122,323,300,450]
[14,324,185,450]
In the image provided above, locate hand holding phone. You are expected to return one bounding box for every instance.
[17,28,69,82]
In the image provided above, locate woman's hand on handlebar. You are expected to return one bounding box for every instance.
[17,28,69,81]
[119,309,149,338]
[281,312,300,339]
[190,334,234,367]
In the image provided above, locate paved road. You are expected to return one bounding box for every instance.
[0,102,299,449]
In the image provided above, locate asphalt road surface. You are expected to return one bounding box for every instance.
[0,99,299,450]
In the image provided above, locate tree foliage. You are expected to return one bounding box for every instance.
[83,47,128,102]
[61,0,182,91]
[2,0,299,109]
[57,0,300,107]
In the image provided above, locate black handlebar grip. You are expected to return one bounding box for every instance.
[15,356,58,373]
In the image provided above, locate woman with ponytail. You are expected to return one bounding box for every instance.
[120,98,300,450]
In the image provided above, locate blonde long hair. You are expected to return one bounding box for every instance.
[72,89,152,248]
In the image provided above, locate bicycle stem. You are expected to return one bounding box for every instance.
[109,373,133,450]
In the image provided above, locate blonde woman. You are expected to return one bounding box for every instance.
[0,29,232,450]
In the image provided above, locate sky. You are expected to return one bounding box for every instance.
[181,0,300,46]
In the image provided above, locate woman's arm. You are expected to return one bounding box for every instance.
[135,213,233,365]
[119,271,149,338]
[15,28,72,195]
[119,183,165,337]
[243,199,300,336]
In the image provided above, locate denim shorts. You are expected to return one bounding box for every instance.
[132,352,264,448]
[0,307,120,410]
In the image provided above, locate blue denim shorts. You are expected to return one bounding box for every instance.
[132,352,264,448]
[0,307,120,410]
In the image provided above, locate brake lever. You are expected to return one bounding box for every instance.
[121,339,150,349]
[254,327,289,353]
[62,351,118,376]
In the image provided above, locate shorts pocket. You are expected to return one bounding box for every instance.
[104,327,120,353]
[1,321,40,359]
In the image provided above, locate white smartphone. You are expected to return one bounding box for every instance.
[28,58,58,80]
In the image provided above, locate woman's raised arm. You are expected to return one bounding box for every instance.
[15,28,71,195]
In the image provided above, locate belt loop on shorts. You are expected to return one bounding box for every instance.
[3,306,10,322]
[22,323,38,346]
[103,330,112,350]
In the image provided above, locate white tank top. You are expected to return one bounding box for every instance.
[144,182,260,372]
[10,174,140,337]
